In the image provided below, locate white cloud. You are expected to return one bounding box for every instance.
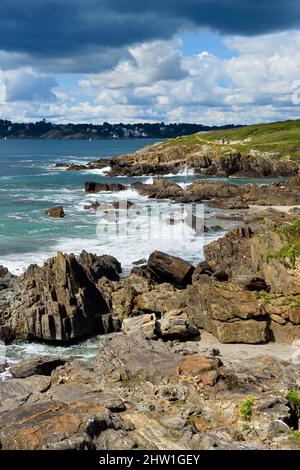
[1,31,300,124]
[3,67,57,102]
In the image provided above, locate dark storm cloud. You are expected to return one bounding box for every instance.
[0,0,299,70]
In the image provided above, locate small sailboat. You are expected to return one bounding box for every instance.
[4,136,7,140]
[89,137,92,142]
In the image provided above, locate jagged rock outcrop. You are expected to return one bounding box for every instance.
[203,215,291,281]
[127,174,300,209]
[194,214,300,343]
[1,252,121,343]
[77,251,122,282]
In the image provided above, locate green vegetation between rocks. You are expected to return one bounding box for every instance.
[285,296,300,308]
[239,396,256,421]
[286,389,300,415]
[265,217,300,269]
[253,291,274,304]
[289,430,300,441]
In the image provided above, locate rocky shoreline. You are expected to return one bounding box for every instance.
[56,140,299,178]
[1,149,300,449]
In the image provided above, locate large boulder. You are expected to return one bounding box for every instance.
[187,279,268,343]
[147,251,194,287]
[203,216,289,281]
[122,309,198,341]
[77,251,122,282]
[132,179,183,199]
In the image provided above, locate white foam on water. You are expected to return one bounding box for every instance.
[164,166,195,177]
[7,214,25,220]
[1,335,106,377]
[82,166,111,176]
[144,176,154,184]
[0,176,13,181]
[0,251,52,275]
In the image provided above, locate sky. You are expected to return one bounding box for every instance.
[0,0,300,125]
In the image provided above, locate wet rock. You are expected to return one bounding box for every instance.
[85,182,126,192]
[66,164,88,171]
[132,259,147,266]
[84,202,101,210]
[45,206,65,218]
[132,179,183,199]
[0,325,14,343]
[77,251,122,282]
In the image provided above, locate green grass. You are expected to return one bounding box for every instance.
[280,217,300,238]
[285,296,300,308]
[265,217,300,268]
[160,119,300,161]
[270,242,300,268]
[286,389,300,415]
[289,430,300,441]
[240,396,256,421]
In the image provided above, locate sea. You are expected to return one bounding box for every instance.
[0,138,276,371]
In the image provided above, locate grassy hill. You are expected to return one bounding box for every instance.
[162,119,300,161]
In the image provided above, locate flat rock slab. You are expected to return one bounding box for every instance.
[0,400,112,450]
[10,356,68,378]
